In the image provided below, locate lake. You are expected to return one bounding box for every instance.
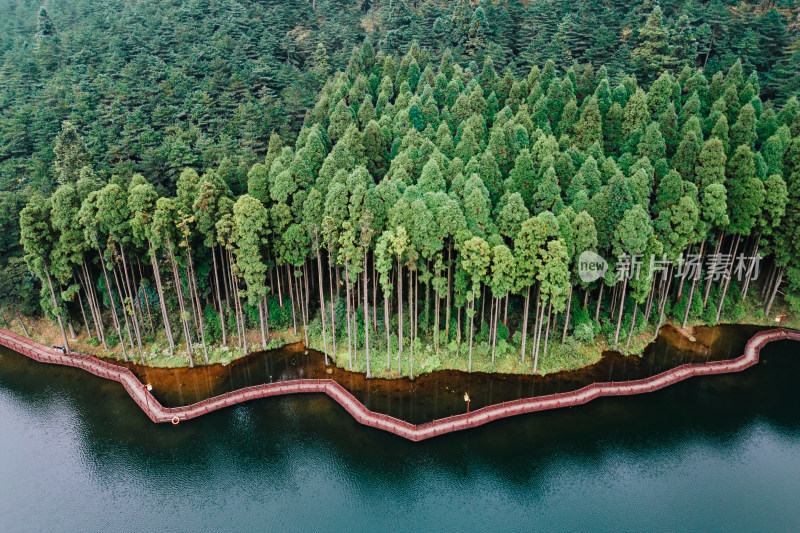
[1,331,799,531]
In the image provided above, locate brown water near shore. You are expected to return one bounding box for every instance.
[121,324,764,424]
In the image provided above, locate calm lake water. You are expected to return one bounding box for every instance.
[1,331,799,532]
[124,324,764,423]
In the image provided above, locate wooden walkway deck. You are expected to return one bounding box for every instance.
[0,327,796,441]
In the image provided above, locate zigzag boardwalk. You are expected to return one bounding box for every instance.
[0,328,797,441]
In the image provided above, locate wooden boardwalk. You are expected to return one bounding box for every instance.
[0,327,797,441]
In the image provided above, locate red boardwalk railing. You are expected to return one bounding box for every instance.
[0,328,796,441]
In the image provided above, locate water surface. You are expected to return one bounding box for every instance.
[127,324,763,423]
[1,327,799,531]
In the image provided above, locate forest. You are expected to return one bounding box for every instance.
[2,0,800,377]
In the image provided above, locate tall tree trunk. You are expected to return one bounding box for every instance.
[397,260,403,374]
[479,285,486,332]
[229,249,247,354]
[264,293,271,340]
[468,293,475,373]
[654,264,674,340]
[594,284,604,322]
[715,234,741,323]
[124,251,147,345]
[44,269,70,354]
[67,315,76,340]
[74,275,91,338]
[539,302,552,370]
[520,286,530,363]
[212,246,227,345]
[363,250,370,378]
[167,242,193,366]
[490,296,499,363]
[372,257,378,331]
[740,234,760,302]
[97,247,126,360]
[424,265,431,335]
[445,242,452,343]
[764,265,784,316]
[409,268,415,379]
[304,261,311,318]
[644,277,656,321]
[221,247,231,309]
[610,282,619,319]
[149,243,174,355]
[682,239,706,329]
[316,247,329,364]
[119,245,144,358]
[561,284,573,344]
[120,246,145,346]
[383,266,394,372]
[703,232,724,306]
[676,243,693,302]
[533,294,544,363]
[136,258,154,334]
[626,301,639,349]
[532,302,545,373]
[258,297,267,348]
[456,306,461,355]
[531,288,541,361]
[344,263,353,368]
[504,290,509,326]
[350,267,357,363]
[184,245,208,363]
[760,262,775,301]
[275,256,283,307]
[384,267,392,371]
[112,266,137,359]
[133,259,153,335]
[297,267,309,347]
[286,264,297,334]
[79,263,105,347]
[327,251,337,358]
[227,249,242,348]
[434,282,441,354]
[80,262,102,345]
[16,311,30,338]
[614,278,629,347]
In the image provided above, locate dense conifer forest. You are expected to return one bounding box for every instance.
[2,0,800,376]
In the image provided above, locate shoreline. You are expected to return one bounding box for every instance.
[16,319,751,376]
[0,326,796,441]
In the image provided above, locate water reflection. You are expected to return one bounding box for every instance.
[0,336,798,532]
[123,324,764,423]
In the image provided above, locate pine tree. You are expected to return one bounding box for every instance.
[631,6,671,83]
[53,122,90,185]
[574,96,602,150]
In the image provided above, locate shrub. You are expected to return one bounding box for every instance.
[268,296,291,330]
[496,321,509,341]
[573,321,595,344]
[106,333,119,348]
[203,305,221,344]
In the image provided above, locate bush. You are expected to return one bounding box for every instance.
[721,283,745,323]
[268,296,291,330]
[476,322,488,343]
[573,321,595,344]
[496,321,509,341]
[204,305,221,344]
[496,338,511,356]
[106,333,119,348]
[511,330,522,349]
[244,303,259,328]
